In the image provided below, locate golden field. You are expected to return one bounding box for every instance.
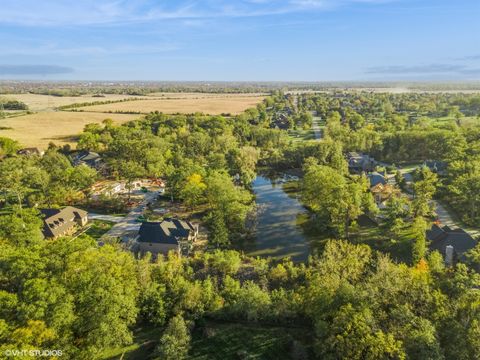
[0,111,139,149]
[77,94,265,115]
[0,92,265,149]
[0,93,141,111]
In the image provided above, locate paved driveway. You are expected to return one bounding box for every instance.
[88,213,124,223]
[98,191,159,242]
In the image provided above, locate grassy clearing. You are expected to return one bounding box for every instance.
[287,127,316,142]
[0,111,138,149]
[76,95,265,115]
[84,220,115,240]
[98,325,162,360]
[348,215,414,264]
[189,321,312,360]
[99,321,312,360]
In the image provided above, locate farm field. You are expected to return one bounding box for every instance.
[0,93,142,111]
[0,111,139,149]
[145,92,267,99]
[76,94,265,115]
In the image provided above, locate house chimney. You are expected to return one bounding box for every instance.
[445,245,454,266]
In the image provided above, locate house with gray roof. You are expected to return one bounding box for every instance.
[427,224,477,265]
[136,218,198,257]
[368,172,387,188]
[40,206,88,238]
[71,150,103,170]
[347,152,375,173]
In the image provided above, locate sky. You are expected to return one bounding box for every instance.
[0,0,479,81]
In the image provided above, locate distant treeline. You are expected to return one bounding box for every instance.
[3,81,480,96]
[57,97,143,110]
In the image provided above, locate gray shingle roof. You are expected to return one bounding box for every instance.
[368,172,387,188]
[138,218,195,244]
[427,224,477,257]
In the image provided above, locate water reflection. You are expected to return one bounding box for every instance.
[239,175,315,262]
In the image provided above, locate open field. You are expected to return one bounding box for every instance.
[0,92,265,149]
[0,111,139,149]
[145,92,267,99]
[76,94,265,115]
[0,93,142,111]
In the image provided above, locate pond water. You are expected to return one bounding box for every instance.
[239,175,322,262]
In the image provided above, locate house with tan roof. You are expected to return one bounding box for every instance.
[40,206,88,239]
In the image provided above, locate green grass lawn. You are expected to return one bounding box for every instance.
[431,115,479,126]
[349,216,414,264]
[287,127,315,142]
[98,326,162,360]
[98,321,312,360]
[84,219,115,240]
[189,321,312,360]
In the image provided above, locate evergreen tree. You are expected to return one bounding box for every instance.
[155,314,190,360]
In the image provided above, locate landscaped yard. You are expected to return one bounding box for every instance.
[84,219,115,240]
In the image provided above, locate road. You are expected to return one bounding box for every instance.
[310,111,323,140]
[97,190,159,242]
[432,199,480,238]
[388,167,479,238]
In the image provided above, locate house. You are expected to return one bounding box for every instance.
[424,160,448,176]
[368,172,387,188]
[347,152,375,173]
[17,147,44,157]
[427,224,477,265]
[40,206,88,239]
[90,181,126,198]
[71,150,103,169]
[136,218,198,257]
[370,183,399,207]
[270,112,291,130]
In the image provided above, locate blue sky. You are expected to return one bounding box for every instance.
[0,0,479,81]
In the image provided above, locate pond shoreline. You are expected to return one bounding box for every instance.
[237,172,324,262]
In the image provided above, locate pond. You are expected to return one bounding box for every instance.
[238,175,323,262]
